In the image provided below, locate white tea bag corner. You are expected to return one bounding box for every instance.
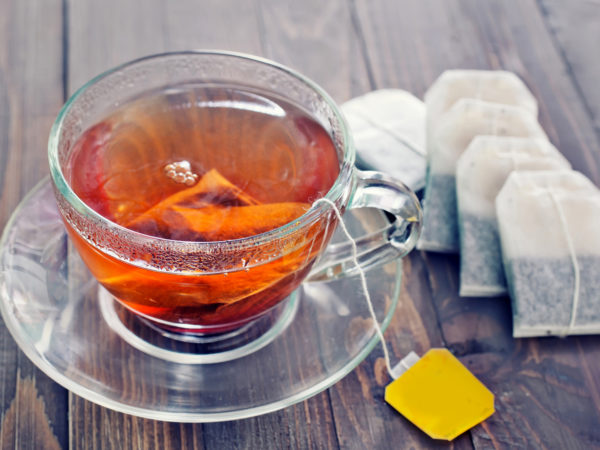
[456,136,571,297]
[425,70,538,161]
[419,99,547,253]
[342,89,426,191]
[496,170,600,337]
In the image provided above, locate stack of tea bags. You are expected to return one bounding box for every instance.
[417,69,600,337]
[456,137,571,297]
[419,71,543,252]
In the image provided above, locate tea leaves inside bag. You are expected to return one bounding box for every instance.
[419,99,547,252]
[496,170,600,337]
[456,136,570,297]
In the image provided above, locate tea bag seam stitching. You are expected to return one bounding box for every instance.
[548,188,580,334]
[312,198,394,377]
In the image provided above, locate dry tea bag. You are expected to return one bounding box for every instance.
[496,171,600,337]
[456,137,571,297]
[342,90,427,191]
[419,99,547,252]
[425,70,538,162]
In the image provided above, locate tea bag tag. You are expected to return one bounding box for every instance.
[385,348,495,441]
[312,198,495,441]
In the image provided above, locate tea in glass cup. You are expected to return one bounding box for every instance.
[49,52,421,336]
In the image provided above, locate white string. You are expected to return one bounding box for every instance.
[312,198,394,378]
[547,189,580,335]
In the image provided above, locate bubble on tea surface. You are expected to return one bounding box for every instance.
[164,160,199,185]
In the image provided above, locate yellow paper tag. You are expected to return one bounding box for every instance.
[385,348,494,440]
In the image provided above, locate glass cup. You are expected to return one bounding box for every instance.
[48,51,422,336]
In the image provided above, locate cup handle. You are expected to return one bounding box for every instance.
[307,169,422,282]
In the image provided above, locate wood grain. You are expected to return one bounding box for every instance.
[1,373,61,450]
[67,0,265,93]
[0,0,67,448]
[538,0,600,139]
[256,0,372,102]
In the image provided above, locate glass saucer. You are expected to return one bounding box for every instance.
[0,179,402,422]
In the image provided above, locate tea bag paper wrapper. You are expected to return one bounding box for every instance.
[496,171,600,337]
[418,99,547,253]
[425,70,538,163]
[456,137,571,297]
[342,89,427,191]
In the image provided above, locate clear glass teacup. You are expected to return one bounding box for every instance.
[49,51,422,336]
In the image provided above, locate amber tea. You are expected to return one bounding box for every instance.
[64,83,340,332]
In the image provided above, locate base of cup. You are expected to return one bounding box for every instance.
[98,286,299,364]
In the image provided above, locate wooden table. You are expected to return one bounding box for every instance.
[1,1,599,448]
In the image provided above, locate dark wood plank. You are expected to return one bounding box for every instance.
[538,0,600,140]
[354,0,600,448]
[70,396,205,450]
[67,0,265,94]
[202,392,338,449]
[256,0,373,101]
[0,1,68,448]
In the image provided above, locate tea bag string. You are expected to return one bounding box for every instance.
[312,198,394,377]
[547,188,580,334]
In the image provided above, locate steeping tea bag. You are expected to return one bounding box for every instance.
[127,169,310,241]
[496,171,600,337]
[425,70,538,162]
[419,99,547,252]
[456,137,571,297]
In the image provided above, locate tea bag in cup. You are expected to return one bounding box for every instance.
[419,99,547,252]
[425,70,538,162]
[496,170,600,337]
[456,137,571,297]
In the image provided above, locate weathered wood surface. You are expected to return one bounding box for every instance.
[1,0,600,449]
[539,0,600,140]
[0,1,67,449]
